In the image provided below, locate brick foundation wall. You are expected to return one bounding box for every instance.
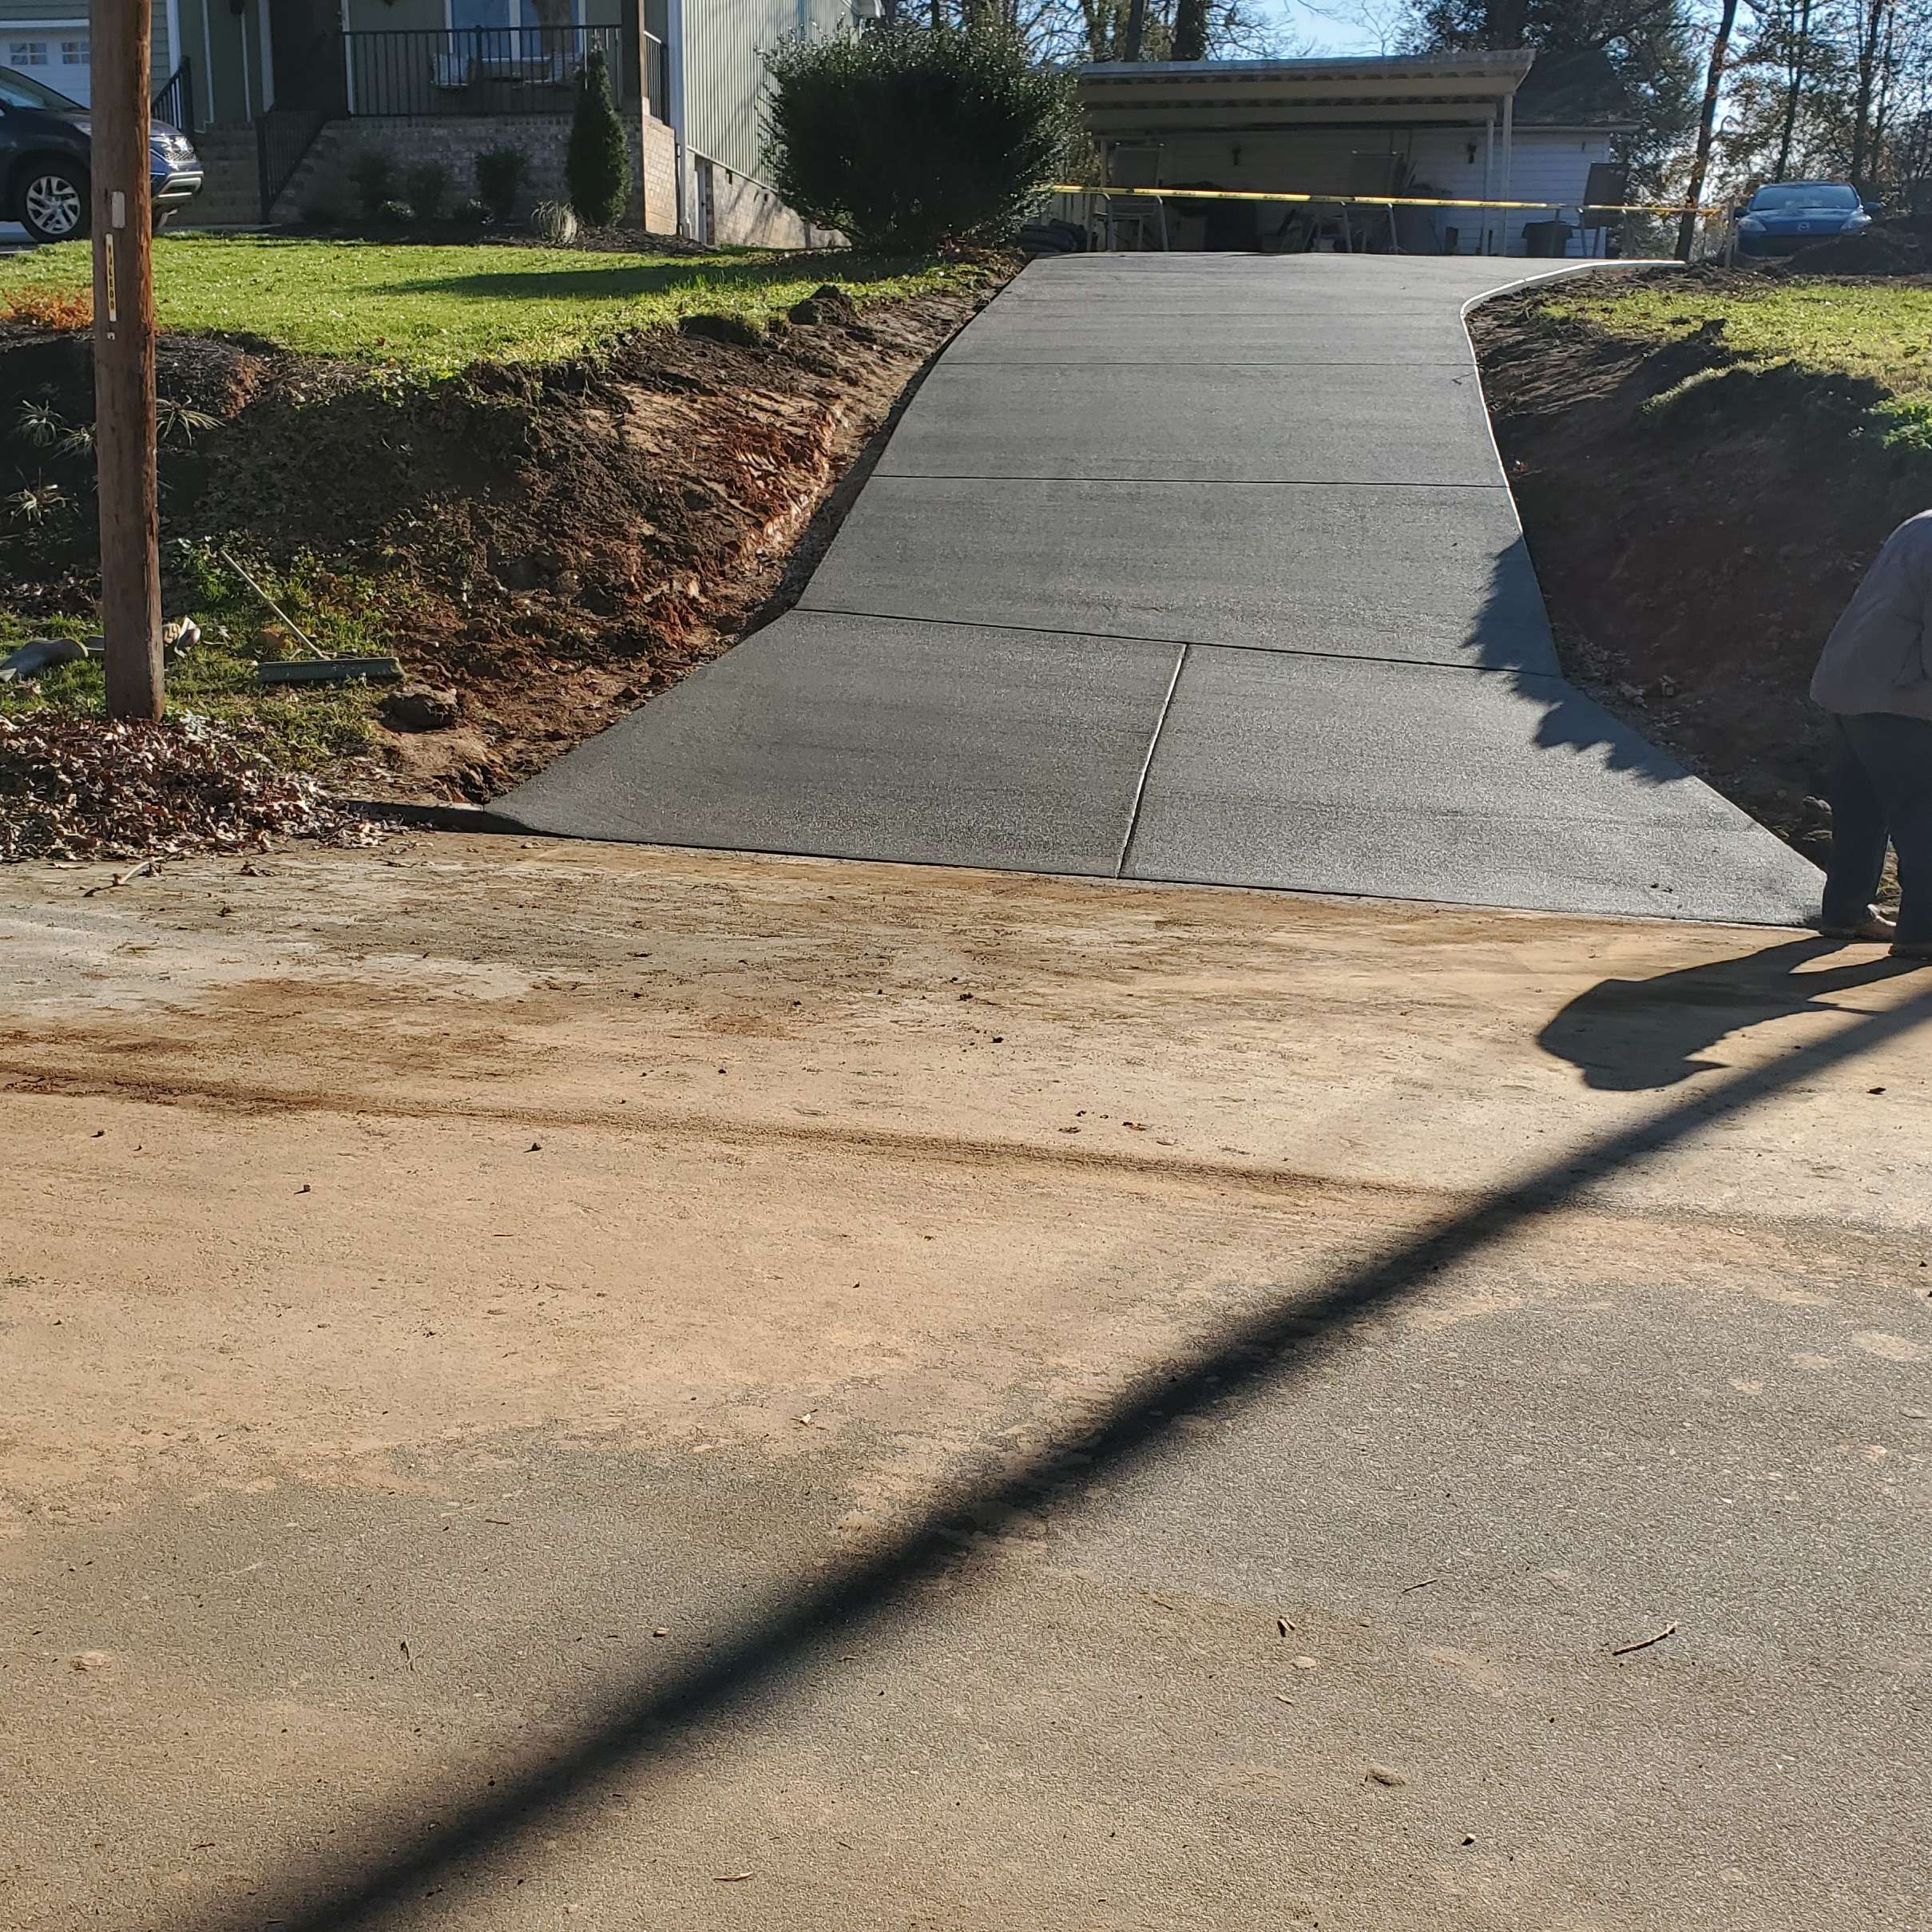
[270,113,828,247]
[640,117,676,236]
[277,114,670,230]
[696,153,839,250]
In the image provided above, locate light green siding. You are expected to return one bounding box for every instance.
[1,0,175,96]
[683,0,851,184]
[174,0,260,126]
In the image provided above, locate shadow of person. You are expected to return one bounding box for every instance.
[1540,938,1918,1091]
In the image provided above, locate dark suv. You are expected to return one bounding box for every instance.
[1,64,202,244]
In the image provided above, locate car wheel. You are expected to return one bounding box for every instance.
[19,161,89,244]
[152,210,173,233]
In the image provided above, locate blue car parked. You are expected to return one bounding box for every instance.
[1736,181,1879,256]
[1,63,201,244]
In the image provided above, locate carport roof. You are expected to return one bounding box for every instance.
[1077,50,1537,132]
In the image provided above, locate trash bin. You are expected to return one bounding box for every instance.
[1522,218,1574,258]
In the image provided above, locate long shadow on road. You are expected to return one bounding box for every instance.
[171,955,1932,1932]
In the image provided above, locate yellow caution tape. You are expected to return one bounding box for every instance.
[1046,183,1724,217]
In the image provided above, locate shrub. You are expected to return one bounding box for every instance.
[347,148,395,218]
[762,26,1079,252]
[566,47,629,228]
[530,198,579,246]
[404,159,452,223]
[375,198,415,228]
[450,196,492,227]
[475,145,531,223]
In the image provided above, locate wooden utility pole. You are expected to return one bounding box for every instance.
[91,0,165,721]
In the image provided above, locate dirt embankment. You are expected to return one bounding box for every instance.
[0,280,994,801]
[1472,272,1932,853]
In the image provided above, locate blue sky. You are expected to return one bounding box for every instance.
[1271,3,1400,56]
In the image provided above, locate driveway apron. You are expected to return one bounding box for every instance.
[498,254,1819,926]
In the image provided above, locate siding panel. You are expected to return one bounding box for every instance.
[684,0,851,184]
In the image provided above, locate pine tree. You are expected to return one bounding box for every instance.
[567,47,630,229]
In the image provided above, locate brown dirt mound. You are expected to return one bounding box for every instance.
[1774,223,1929,276]
[1471,291,1931,857]
[0,277,998,802]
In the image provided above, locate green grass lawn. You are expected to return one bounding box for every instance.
[1539,275,1932,429]
[0,235,983,372]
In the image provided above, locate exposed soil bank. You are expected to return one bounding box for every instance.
[0,278,996,803]
[1473,270,1932,858]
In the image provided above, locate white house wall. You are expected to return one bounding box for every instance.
[1120,127,1616,256]
[1410,128,1617,254]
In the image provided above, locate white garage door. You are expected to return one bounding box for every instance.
[3,30,92,107]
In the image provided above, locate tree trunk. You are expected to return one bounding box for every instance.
[1123,0,1148,58]
[1676,0,1740,261]
[1850,0,1892,190]
[1171,0,1208,59]
[1774,0,1811,182]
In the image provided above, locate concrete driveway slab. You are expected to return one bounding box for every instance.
[877,360,1505,485]
[1125,646,1823,922]
[803,475,1559,671]
[496,611,1180,877]
[946,303,1478,365]
[498,253,1815,926]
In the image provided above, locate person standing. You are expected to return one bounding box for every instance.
[1811,510,1932,961]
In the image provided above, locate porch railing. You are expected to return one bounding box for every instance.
[335,25,649,119]
[256,32,346,220]
[153,57,194,134]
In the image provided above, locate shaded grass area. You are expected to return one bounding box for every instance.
[0,236,985,372]
[0,553,383,772]
[1538,272,1932,446]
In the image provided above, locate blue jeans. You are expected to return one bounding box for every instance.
[1822,710,1932,945]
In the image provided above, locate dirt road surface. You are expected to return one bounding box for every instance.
[4,837,1930,1931]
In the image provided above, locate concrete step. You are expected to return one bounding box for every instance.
[183,125,263,224]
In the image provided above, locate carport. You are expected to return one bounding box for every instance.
[1076,52,1539,256]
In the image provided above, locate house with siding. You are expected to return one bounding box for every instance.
[1075,53,1635,257]
[2,0,867,241]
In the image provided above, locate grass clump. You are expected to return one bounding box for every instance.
[1543,276,1932,442]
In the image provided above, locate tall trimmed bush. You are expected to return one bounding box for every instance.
[762,26,1079,253]
[566,48,630,228]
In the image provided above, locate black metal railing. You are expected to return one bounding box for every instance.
[256,30,347,216]
[153,57,194,134]
[338,24,629,118]
[257,106,331,219]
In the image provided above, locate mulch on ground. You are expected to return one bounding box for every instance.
[0,711,381,861]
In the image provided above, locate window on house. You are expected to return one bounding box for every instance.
[7,40,52,68]
[61,38,89,65]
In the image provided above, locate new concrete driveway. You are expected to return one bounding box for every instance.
[500,254,1818,926]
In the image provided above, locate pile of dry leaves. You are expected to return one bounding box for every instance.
[0,712,382,861]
